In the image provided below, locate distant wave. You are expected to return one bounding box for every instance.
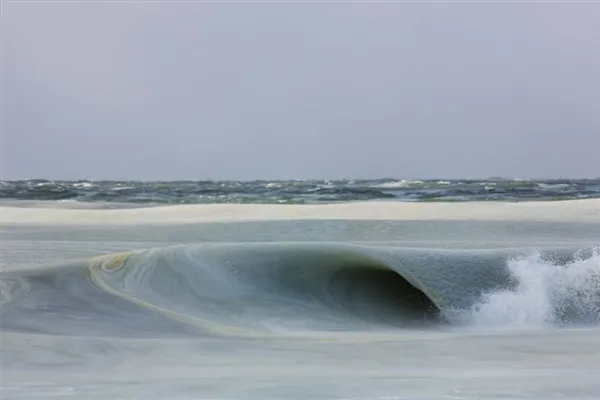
[2,243,598,338]
[1,178,599,204]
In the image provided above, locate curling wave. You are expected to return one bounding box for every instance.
[1,243,599,338]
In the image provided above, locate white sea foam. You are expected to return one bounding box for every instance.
[370,180,423,189]
[72,182,94,188]
[458,248,600,329]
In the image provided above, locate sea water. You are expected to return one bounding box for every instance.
[1,199,599,399]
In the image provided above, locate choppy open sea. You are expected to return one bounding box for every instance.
[1,179,599,400]
[2,178,600,204]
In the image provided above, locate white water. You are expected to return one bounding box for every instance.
[457,249,600,328]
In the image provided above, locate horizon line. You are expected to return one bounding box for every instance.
[1,176,599,182]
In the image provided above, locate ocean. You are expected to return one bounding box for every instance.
[2,178,600,204]
[1,180,599,400]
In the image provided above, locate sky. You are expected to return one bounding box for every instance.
[2,1,599,180]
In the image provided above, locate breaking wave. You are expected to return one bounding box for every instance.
[1,243,599,338]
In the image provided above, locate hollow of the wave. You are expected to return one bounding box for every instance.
[324,267,441,327]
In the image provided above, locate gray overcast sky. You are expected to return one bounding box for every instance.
[2,2,599,180]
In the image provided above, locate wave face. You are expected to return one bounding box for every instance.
[1,178,599,204]
[3,242,598,338]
